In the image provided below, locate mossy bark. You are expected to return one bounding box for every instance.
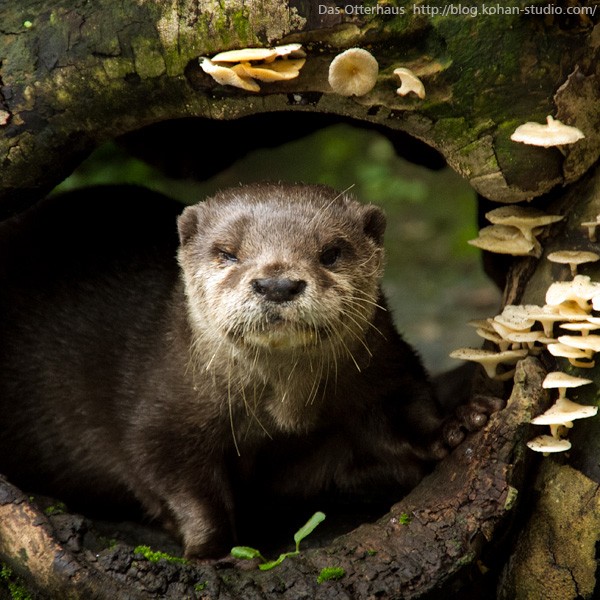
[1,1,598,211]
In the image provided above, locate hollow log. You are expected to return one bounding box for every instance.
[2,1,600,598]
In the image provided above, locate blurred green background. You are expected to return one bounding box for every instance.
[55,123,500,374]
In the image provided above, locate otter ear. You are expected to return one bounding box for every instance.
[178,205,204,246]
[362,205,386,246]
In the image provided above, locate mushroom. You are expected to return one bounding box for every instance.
[542,371,593,399]
[494,305,537,332]
[547,250,600,277]
[559,321,600,336]
[545,275,600,311]
[510,115,585,147]
[531,397,597,427]
[468,224,537,256]
[581,216,600,242]
[198,58,260,92]
[328,48,379,97]
[547,342,595,368]
[557,334,600,353]
[394,67,426,99]
[526,435,572,454]
[211,47,279,63]
[449,348,528,380]
[485,206,563,244]
[232,59,305,82]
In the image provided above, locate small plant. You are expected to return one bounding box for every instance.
[398,512,412,525]
[231,511,326,571]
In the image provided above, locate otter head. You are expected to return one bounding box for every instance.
[177,183,386,361]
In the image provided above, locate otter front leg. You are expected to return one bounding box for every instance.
[163,486,236,559]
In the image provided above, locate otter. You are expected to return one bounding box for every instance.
[0,183,492,558]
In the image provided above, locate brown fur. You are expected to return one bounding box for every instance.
[0,183,486,558]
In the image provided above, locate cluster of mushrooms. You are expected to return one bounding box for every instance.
[451,113,599,453]
[199,44,306,92]
[199,44,426,99]
[451,115,596,454]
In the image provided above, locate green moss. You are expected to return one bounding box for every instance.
[0,564,33,600]
[194,581,207,591]
[133,545,187,564]
[317,566,346,584]
[44,501,67,516]
[230,9,251,43]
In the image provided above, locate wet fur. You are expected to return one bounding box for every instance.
[0,184,487,558]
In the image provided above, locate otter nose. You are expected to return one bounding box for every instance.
[251,277,307,303]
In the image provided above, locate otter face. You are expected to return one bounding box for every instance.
[177,184,386,355]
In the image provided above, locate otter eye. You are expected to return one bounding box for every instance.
[217,249,238,264]
[320,246,341,267]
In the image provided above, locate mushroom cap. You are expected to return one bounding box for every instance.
[510,115,585,147]
[542,371,593,389]
[526,435,571,453]
[547,250,600,267]
[559,321,600,334]
[547,342,594,359]
[531,397,598,425]
[557,334,600,352]
[486,206,563,242]
[545,275,600,307]
[468,224,536,256]
[211,47,279,62]
[328,48,379,97]
[232,59,305,82]
[394,67,426,99]
[494,305,537,331]
[449,347,527,378]
[273,43,305,57]
[199,58,260,91]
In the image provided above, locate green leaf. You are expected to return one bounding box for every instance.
[293,511,326,552]
[230,546,265,561]
[258,552,296,571]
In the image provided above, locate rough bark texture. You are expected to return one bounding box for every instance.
[1,1,599,211]
[2,1,600,598]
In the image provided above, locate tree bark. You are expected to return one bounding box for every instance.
[1,1,599,211]
[2,1,600,598]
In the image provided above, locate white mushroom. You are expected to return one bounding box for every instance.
[547,342,595,368]
[547,250,600,277]
[199,58,260,92]
[559,321,600,336]
[531,397,597,427]
[394,67,426,99]
[485,206,563,244]
[557,334,600,353]
[494,305,537,331]
[449,348,528,380]
[545,275,600,311]
[211,47,279,63]
[581,216,600,242]
[328,48,379,97]
[526,435,571,453]
[510,115,585,147]
[232,59,305,82]
[468,225,537,256]
[542,372,593,399]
